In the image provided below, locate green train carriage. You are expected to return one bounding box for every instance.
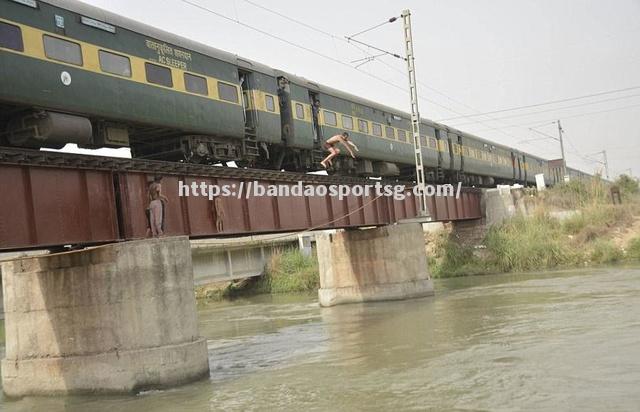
[0,0,590,186]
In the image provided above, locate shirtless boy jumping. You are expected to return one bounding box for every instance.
[320,132,359,169]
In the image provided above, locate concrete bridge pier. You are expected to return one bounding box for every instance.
[317,223,434,307]
[1,237,209,397]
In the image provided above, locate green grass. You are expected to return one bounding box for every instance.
[590,240,623,264]
[562,205,633,241]
[242,248,319,295]
[430,238,489,278]
[430,187,639,278]
[542,177,609,209]
[626,237,640,260]
[484,212,581,272]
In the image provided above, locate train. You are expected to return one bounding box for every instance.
[0,0,589,186]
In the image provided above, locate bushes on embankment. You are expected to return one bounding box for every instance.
[430,175,640,278]
[248,248,319,294]
[196,248,320,300]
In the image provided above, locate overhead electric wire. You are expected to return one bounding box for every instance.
[184,0,491,126]
[438,84,640,121]
[347,17,399,39]
[470,103,640,133]
[344,37,405,60]
[449,92,640,126]
[527,128,558,141]
[180,0,631,166]
[237,0,538,143]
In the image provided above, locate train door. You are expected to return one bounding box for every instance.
[239,70,257,134]
[458,134,465,178]
[511,151,519,182]
[448,132,462,180]
[309,91,322,144]
[277,75,293,145]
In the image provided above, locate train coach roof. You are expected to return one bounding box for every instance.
[45,0,277,76]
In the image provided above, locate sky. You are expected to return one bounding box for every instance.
[72,0,640,178]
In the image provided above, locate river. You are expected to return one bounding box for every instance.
[1,265,639,411]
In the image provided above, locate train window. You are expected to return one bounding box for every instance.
[324,110,337,126]
[342,115,353,130]
[385,126,395,139]
[218,81,238,102]
[43,35,83,66]
[145,62,173,87]
[397,130,407,142]
[296,103,305,119]
[420,135,427,146]
[372,123,383,136]
[429,138,437,149]
[358,119,369,134]
[463,147,469,157]
[184,73,208,95]
[0,22,23,52]
[265,95,275,112]
[99,50,131,77]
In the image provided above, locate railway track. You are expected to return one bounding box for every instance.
[0,147,421,186]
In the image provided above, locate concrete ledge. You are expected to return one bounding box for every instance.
[1,338,209,397]
[318,278,434,307]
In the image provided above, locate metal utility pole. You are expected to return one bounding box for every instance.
[557,120,566,179]
[588,150,610,179]
[402,9,429,217]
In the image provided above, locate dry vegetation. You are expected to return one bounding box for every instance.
[430,175,640,278]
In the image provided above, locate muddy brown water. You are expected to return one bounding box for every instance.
[1,265,639,411]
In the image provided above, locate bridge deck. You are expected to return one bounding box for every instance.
[0,148,482,251]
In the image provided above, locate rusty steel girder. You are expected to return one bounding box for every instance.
[0,149,482,251]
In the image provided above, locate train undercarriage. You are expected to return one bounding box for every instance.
[0,105,517,186]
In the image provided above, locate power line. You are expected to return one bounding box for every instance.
[200,0,508,130]
[437,85,640,121]
[177,0,425,105]
[238,0,471,117]
[241,0,337,38]
[347,17,400,39]
[469,103,640,132]
[178,0,633,166]
[527,127,558,141]
[449,92,640,126]
[344,37,405,60]
[236,0,537,143]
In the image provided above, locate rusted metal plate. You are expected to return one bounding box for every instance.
[0,161,483,251]
[0,165,119,250]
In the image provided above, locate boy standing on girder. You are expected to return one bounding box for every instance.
[146,176,169,237]
[320,132,358,169]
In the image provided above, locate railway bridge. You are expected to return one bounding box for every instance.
[0,148,484,397]
[0,147,481,251]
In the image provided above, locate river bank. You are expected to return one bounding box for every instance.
[429,176,640,278]
[196,175,640,301]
